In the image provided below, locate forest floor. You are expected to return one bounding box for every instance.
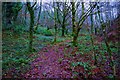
[2,30,119,79]
[23,36,119,79]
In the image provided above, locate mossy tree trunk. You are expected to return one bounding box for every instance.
[27,2,36,52]
[72,2,84,46]
[71,2,77,46]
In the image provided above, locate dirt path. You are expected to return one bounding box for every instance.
[24,41,73,78]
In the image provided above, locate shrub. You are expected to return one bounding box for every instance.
[35,26,53,36]
[13,25,25,34]
[44,30,53,36]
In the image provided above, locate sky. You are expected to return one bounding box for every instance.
[19,0,120,2]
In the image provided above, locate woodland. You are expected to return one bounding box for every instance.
[2,1,120,79]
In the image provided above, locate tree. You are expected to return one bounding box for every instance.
[2,2,22,30]
[54,2,71,37]
[24,4,28,26]
[90,2,97,65]
[35,0,42,31]
[53,2,57,42]
[61,2,71,36]
[12,3,23,22]
[71,2,97,46]
[97,3,116,78]
[71,1,76,46]
[26,2,36,52]
[44,2,71,41]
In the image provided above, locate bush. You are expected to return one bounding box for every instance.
[35,26,53,36]
[13,25,25,34]
[44,30,53,36]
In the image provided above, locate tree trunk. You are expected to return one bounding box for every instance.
[71,2,76,35]
[54,23,57,42]
[53,2,57,42]
[90,3,97,65]
[27,2,35,52]
[72,2,84,46]
[71,2,76,46]
[24,5,27,25]
[36,1,42,31]
[103,28,115,79]
[97,3,115,78]
[61,3,66,37]
[61,21,65,36]
[73,31,78,46]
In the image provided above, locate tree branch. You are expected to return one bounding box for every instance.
[32,2,37,8]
